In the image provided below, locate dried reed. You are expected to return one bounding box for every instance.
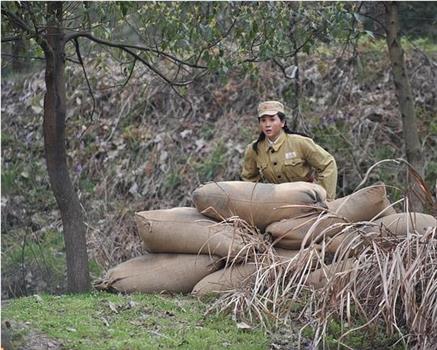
[209,205,437,349]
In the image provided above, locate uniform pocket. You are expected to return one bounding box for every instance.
[283,158,308,180]
[284,158,304,167]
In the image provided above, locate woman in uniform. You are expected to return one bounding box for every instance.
[241,101,338,200]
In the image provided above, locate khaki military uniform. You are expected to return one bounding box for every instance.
[241,132,338,200]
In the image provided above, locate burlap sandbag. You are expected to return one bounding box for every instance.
[192,263,256,296]
[266,212,347,249]
[365,212,436,235]
[95,254,222,294]
[275,248,301,261]
[135,207,248,257]
[326,212,436,254]
[306,259,355,290]
[192,181,327,231]
[326,232,357,255]
[192,248,301,296]
[327,184,396,222]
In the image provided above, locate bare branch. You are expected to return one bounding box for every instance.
[122,46,195,86]
[119,59,138,91]
[194,16,239,65]
[64,31,207,69]
[272,58,298,80]
[20,1,42,36]
[65,31,204,86]
[74,38,96,121]
[65,57,81,65]
[1,5,34,34]
[2,4,49,53]
[357,10,388,34]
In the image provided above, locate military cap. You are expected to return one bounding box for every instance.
[257,101,285,118]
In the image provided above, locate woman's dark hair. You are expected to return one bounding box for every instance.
[252,112,309,153]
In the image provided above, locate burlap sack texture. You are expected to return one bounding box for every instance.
[192,248,301,296]
[135,207,250,258]
[369,212,436,235]
[266,213,347,249]
[326,212,437,254]
[192,263,256,296]
[192,181,327,231]
[95,254,222,294]
[266,184,395,249]
[326,183,397,222]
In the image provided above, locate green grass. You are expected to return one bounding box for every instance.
[199,122,216,140]
[301,318,405,350]
[2,293,269,350]
[1,229,103,297]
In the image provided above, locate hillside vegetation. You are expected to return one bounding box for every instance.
[1,38,436,299]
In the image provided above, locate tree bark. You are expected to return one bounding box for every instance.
[43,2,90,293]
[385,2,424,210]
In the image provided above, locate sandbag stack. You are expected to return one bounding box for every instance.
[95,207,246,294]
[96,181,436,294]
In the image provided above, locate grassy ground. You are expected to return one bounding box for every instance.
[2,292,269,350]
[2,291,407,350]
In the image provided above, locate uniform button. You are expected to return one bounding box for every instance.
[277,175,282,179]
[273,162,277,166]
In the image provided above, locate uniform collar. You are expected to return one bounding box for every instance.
[265,131,286,152]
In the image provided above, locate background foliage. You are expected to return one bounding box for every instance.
[1,1,436,299]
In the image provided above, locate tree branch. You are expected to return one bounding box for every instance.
[2,4,50,53]
[74,38,96,121]
[1,5,33,34]
[124,46,197,86]
[64,31,207,69]
[65,32,204,86]
[119,59,137,91]
[21,1,43,37]
[194,16,239,65]
[66,57,81,64]
[357,10,388,34]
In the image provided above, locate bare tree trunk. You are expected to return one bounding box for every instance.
[43,2,90,293]
[385,2,424,211]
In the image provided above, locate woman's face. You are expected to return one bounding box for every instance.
[259,114,285,141]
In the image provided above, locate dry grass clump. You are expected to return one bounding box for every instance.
[209,210,437,349]
[202,215,269,265]
[207,226,324,328]
[311,224,437,349]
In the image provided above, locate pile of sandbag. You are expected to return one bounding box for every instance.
[95,181,436,295]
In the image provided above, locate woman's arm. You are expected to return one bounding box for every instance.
[241,144,261,182]
[302,139,338,200]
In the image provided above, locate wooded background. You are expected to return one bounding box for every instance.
[1,2,436,297]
